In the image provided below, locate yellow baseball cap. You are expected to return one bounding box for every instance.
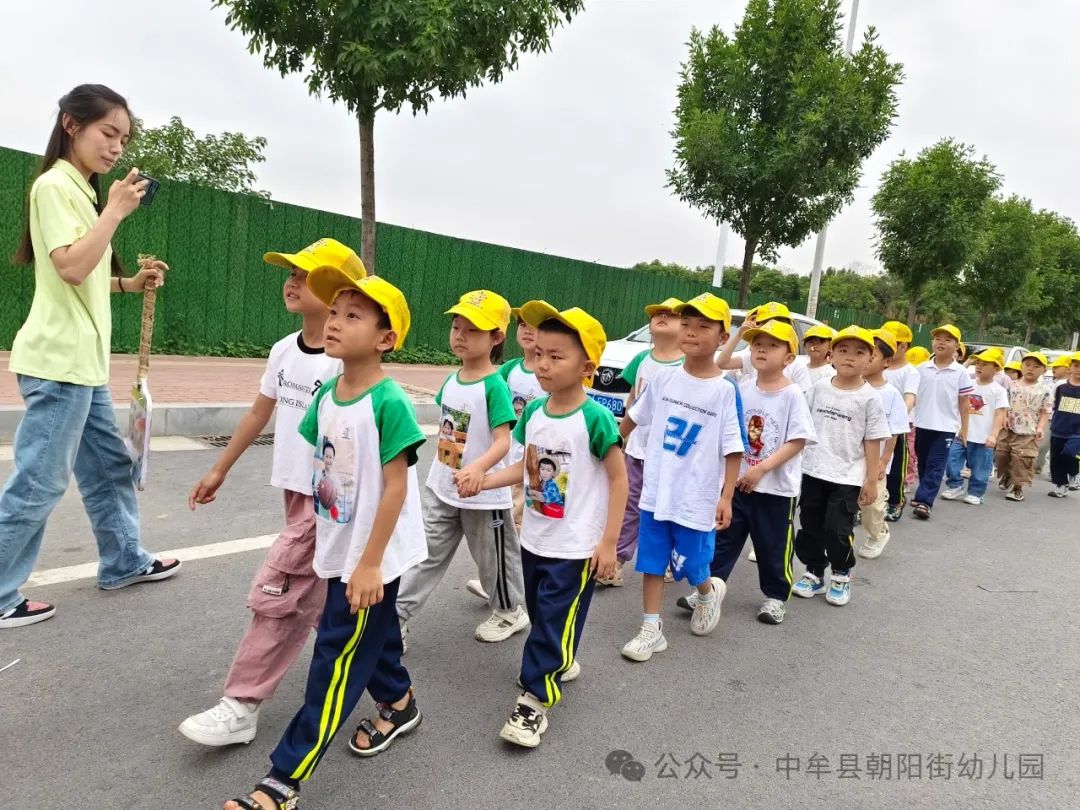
[803,324,837,342]
[831,325,876,351]
[873,328,897,354]
[746,301,792,324]
[1023,352,1049,368]
[1005,360,1022,372]
[907,346,931,365]
[445,290,512,332]
[744,320,798,354]
[644,297,684,317]
[1072,352,1080,363]
[674,293,732,330]
[931,324,962,342]
[306,271,411,350]
[1051,355,1073,369]
[972,350,1004,369]
[881,320,914,343]
[519,301,607,374]
[264,238,366,278]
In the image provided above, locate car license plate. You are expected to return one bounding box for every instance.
[587,392,625,417]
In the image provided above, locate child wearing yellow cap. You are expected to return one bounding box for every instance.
[690,318,816,625]
[182,238,359,748]
[940,351,1008,505]
[996,353,1053,501]
[1037,355,1076,475]
[856,330,910,559]
[715,302,812,394]
[477,302,628,748]
[798,324,838,385]
[881,322,920,521]
[1004,360,1022,381]
[792,327,890,606]
[1047,354,1080,496]
[908,325,974,519]
[397,290,529,646]
[619,293,746,657]
[223,271,425,809]
[598,297,685,588]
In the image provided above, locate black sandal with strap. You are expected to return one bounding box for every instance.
[348,687,422,758]
[231,777,300,810]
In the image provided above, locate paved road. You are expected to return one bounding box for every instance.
[2,439,1078,809]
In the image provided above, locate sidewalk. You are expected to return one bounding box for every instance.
[0,353,454,439]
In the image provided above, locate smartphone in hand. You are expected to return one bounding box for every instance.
[137,174,160,207]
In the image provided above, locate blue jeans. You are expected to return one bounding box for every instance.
[944,440,994,499]
[0,375,153,612]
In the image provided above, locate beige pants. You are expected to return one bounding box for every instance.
[861,477,890,546]
[995,430,1039,489]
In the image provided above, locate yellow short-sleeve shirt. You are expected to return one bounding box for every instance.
[8,159,113,386]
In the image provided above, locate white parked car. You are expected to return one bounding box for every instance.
[586,307,825,419]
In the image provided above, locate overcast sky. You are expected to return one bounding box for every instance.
[2,1,1077,276]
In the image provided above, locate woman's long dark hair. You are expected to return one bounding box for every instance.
[14,84,133,275]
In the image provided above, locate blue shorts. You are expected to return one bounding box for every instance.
[635,510,716,587]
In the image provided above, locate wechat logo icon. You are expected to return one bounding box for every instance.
[606,749,645,782]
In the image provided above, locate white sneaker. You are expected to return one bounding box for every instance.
[621,621,668,662]
[858,533,889,559]
[690,578,726,636]
[465,579,489,600]
[962,494,982,505]
[516,659,581,688]
[178,697,259,746]
[476,606,529,642]
[757,598,786,625]
[500,693,548,748]
[940,487,964,501]
[747,546,757,562]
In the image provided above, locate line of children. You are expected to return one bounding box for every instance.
[599,297,685,588]
[396,290,529,647]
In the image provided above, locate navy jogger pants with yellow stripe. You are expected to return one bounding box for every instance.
[710,490,796,601]
[269,577,410,785]
[886,430,909,510]
[519,548,596,709]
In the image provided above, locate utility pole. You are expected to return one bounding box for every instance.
[712,223,730,289]
[805,0,861,318]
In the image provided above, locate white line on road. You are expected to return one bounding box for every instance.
[25,534,278,589]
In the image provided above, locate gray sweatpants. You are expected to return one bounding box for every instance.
[396,485,526,621]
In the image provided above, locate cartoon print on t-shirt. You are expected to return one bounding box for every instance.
[969,393,986,415]
[436,404,471,470]
[747,414,766,457]
[743,409,781,466]
[512,395,528,418]
[524,441,571,519]
[313,425,355,524]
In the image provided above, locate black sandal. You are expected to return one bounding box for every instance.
[231,777,299,810]
[348,687,422,757]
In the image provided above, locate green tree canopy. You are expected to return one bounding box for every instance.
[668,0,902,306]
[963,195,1037,333]
[215,0,582,272]
[116,116,269,198]
[872,138,1001,322]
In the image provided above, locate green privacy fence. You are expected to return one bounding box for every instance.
[0,144,946,357]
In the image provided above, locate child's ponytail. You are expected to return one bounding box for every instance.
[13,84,133,276]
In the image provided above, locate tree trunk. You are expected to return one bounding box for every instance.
[906,295,918,325]
[737,239,756,308]
[1024,319,1034,345]
[358,112,376,272]
[978,311,989,336]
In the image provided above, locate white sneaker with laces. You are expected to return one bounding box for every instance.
[757,598,786,625]
[962,494,982,505]
[858,533,889,559]
[940,487,964,501]
[500,693,548,748]
[621,621,668,662]
[476,606,530,642]
[690,578,726,636]
[465,579,489,600]
[178,697,259,746]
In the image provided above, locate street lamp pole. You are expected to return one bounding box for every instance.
[805,0,861,319]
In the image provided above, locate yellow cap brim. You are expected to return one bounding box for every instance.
[264,250,319,272]
[519,301,603,370]
[744,326,797,354]
[445,303,506,332]
[833,335,875,351]
[307,268,409,350]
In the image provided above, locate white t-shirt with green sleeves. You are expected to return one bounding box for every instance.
[299,376,427,583]
[499,357,546,464]
[513,397,621,559]
[427,371,517,510]
[621,349,684,460]
[9,160,113,386]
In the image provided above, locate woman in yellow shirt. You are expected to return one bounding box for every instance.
[0,84,180,629]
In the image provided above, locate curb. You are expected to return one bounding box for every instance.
[0,401,441,442]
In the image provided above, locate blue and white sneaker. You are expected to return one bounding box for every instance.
[826,572,852,606]
[792,572,827,598]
